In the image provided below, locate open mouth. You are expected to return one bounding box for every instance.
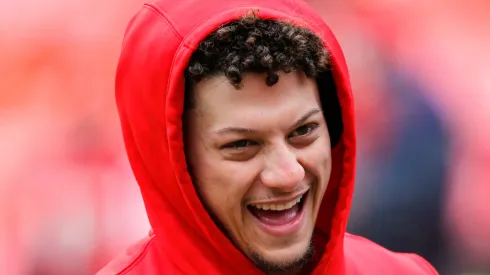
[247,191,308,227]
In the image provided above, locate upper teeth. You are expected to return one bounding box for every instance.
[250,195,303,211]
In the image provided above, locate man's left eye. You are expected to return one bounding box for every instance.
[289,123,318,138]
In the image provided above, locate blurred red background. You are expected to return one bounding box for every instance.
[1,1,488,274]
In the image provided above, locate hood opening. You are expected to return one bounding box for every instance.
[116,2,355,273]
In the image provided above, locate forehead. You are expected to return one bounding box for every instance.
[192,72,321,121]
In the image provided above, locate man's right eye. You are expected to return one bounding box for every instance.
[221,140,255,150]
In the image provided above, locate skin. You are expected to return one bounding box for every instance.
[184,71,332,273]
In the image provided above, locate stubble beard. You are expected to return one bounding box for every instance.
[248,239,315,274]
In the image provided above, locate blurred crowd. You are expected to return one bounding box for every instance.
[1,1,488,274]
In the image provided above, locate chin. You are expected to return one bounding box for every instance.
[248,238,314,272]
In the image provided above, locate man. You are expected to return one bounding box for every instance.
[98,0,439,274]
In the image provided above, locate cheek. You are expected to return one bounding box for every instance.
[302,137,331,175]
[191,155,254,223]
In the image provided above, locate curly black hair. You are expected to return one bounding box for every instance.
[185,11,330,88]
[184,11,343,146]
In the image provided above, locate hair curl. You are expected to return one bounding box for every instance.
[185,12,330,91]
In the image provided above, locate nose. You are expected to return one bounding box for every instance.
[260,143,305,191]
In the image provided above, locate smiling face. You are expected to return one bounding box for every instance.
[184,71,332,272]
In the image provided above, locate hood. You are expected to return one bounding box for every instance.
[115,0,356,273]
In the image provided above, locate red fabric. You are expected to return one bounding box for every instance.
[98,0,438,274]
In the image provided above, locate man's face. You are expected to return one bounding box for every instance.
[184,72,331,271]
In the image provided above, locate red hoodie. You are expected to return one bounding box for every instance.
[98,0,439,274]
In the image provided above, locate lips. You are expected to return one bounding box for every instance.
[248,192,307,227]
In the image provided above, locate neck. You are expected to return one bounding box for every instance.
[267,261,314,275]
[268,266,313,275]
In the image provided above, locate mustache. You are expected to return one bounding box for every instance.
[248,183,312,201]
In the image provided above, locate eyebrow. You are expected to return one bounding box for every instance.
[214,108,322,135]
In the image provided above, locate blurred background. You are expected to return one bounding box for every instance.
[1,0,488,274]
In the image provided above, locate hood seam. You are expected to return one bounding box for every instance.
[144,3,183,39]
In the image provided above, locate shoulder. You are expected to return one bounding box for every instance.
[96,232,163,275]
[344,233,438,275]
